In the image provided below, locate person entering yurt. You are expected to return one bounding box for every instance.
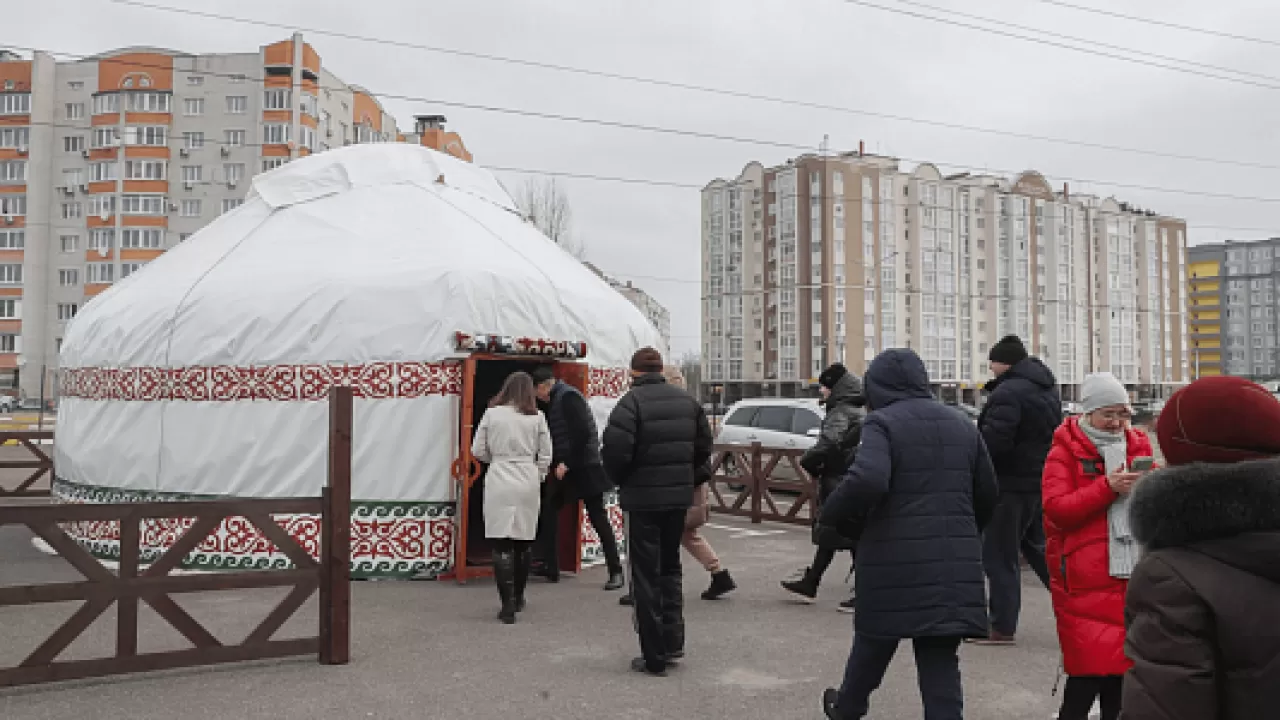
[471,371,554,624]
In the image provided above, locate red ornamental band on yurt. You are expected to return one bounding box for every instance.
[51,143,663,580]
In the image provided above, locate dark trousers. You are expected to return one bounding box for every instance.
[812,546,855,583]
[535,484,623,575]
[1058,675,1122,720]
[982,492,1052,635]
[834,634,963,720]
[626,509,686,671]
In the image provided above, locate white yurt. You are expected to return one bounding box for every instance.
[54,143,663,579]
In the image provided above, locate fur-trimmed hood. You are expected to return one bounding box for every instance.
[1130,458,1280,583]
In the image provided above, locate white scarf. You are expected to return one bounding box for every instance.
[1078,419,1139,579]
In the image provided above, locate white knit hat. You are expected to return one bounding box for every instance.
[1081,372,1130,414]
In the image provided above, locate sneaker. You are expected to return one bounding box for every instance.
[836,597,855,614]
[966,630,1016,646]
[701,569,737,600]
[619,593,633,607]
[781,569,819,602]
[822,688,841,719]
[630,657,667,677]
[604,571,625,591]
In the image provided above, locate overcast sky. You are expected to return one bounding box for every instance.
[13,0,1280,355]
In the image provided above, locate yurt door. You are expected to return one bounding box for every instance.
[550,361,589,576]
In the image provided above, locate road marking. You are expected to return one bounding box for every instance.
[704,522,789,539]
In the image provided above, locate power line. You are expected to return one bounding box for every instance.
[894,0,1280,84]
[1036,0,1280,49]
[87,0,1280,172]
[841,0,1280,91]
[20,118,1280,233]
[13,42,1280,205]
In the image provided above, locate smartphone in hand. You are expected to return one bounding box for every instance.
[1130,456,1155,473]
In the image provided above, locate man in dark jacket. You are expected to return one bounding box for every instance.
[974,334,1059,644]
[1123,377,1280,720]
[819,348,998,720]
[531,367,624,590]
[782,363,864,611]
[601,346,714,677]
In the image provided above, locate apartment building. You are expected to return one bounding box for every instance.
[701,149,1191,404]
[1188,239,1280,380]
[0,37,471,399]
[583,261,672,350]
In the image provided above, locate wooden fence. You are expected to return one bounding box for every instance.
[706,443,816,526]
[0,431,55,498]
[0,387,352,688]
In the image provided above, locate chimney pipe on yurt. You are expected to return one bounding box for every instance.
[54,143,661,581]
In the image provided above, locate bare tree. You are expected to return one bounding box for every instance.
[679,351,702,402]
[514,177,586,260]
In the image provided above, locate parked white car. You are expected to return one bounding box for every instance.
[714,398,825,452]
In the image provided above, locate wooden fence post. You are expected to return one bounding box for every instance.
[320,385,353,665]
[749,442,763,524]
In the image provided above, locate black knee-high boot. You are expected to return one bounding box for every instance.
[493,549,517,624]
[513,543,532,612]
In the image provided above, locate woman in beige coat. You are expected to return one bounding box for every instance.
[621,365,736,605]
[471,371,553,624]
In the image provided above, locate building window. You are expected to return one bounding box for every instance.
[63,135,83,152]
[125,92,170,112]
[89,229,114,252]
[61,202,82,219]
[60,235,79,253]
[0,335,17,353]
[299,92,318,118]
[263,89,291,111]
[90,161,117,182]
[120,194,166,215]
[124,160,167,180]
[0,127,30,148]
[181,165,203,183]
[0,230,23,249]
[59,269,80,286]
[180,199,201,217]
[262,123,289,144]
[121,228,162,249]
[65,102,85,120]
[183,97,204,116]
[226,95,247,114]
[91,94,120,114]
[0,195,25,216]
[221,198,243,214]
[187,75,204,86]
[0,264,22,284]
[0,299,17,319]
[0,94,31,115]
[184,131,205,150]
[121,262,145,278]
[0,161,25,183]
[124,126,167,146]
[86,263,114,284]
[179,233,192,242]
[223,163,245,185]
[68,81,84,90]
[57,303,78,321]
[224,129,246,147]
[91,127,120,149]
[229,74,247,83]
[262,158,287,172]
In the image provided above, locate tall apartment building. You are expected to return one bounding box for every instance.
[0,37,472,399]
[1187,244,1224,378]
[701,149,1191,404]
[1188,239,1280,379]
[583,261,672,350]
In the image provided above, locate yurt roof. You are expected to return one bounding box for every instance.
[60,144,662,372]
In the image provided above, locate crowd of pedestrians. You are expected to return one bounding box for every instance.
[469,338,1280,718]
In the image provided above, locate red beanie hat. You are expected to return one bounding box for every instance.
[1157,376,1280,465]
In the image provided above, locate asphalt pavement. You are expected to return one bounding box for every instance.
[0,509,1069,720]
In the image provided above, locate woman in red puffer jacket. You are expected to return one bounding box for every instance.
[1043,372,1154,720]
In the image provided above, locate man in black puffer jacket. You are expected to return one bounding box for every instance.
[602,346,713,677]
[531,367,624,590]
[818,348,998,720]
[782,363,865,611]
[974,334,1061,645]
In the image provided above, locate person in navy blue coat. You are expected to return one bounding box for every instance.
[818,348,999,720]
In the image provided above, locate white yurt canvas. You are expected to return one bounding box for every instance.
[54,143,662,578]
